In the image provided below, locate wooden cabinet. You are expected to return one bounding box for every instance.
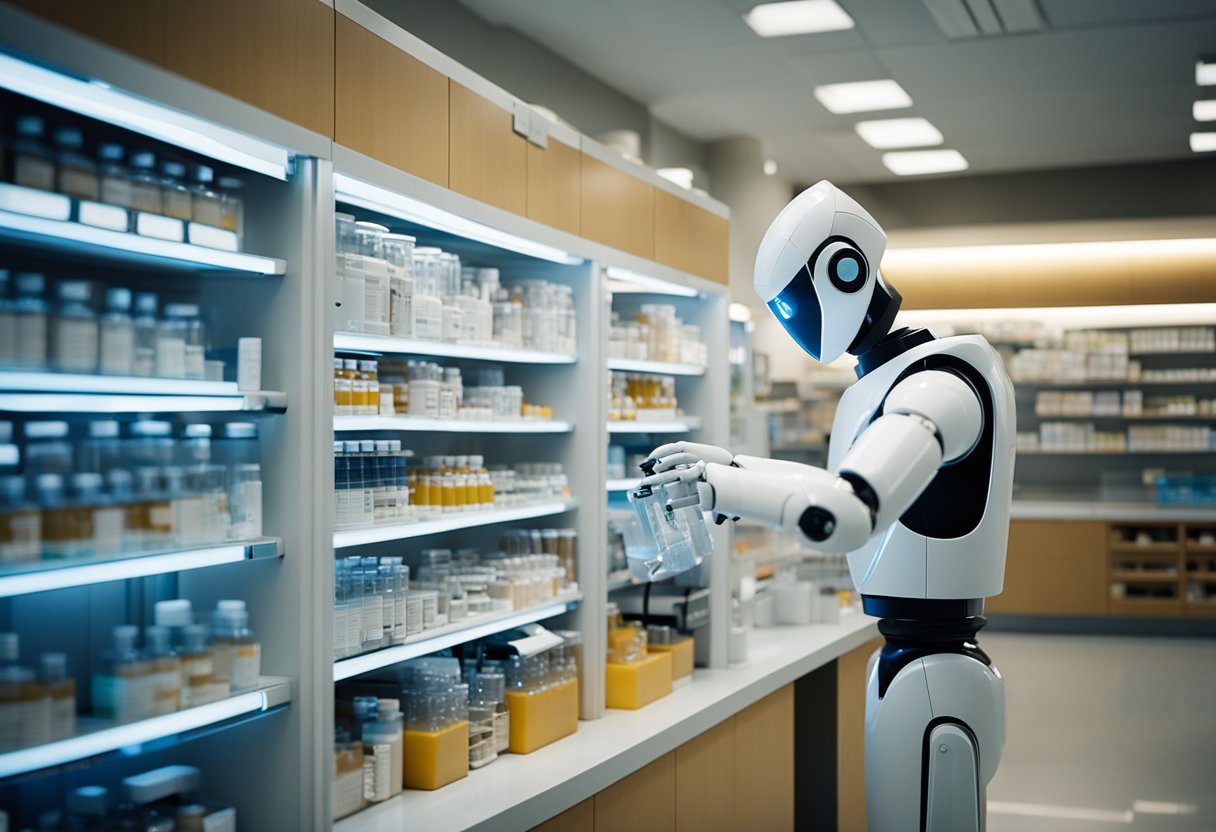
[985,520,1108,616]
[527,138,582,236]
[449,82,527,215]
[675,718,734,832]
[334,14,449,186]
[733,685,794,831]
[533,799,594,832]
[162,0,334,137]
[8,0,166,65]
[654,190,728,285]
[837,638,880,832]
[594,752,675,832]
[581,152,655,260]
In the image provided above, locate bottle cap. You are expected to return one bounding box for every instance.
[57,280,93,303]
[99,143,124,162]
[353,221,389,234]
[134,292,158,315]
[24,420,69,439]
[144,625,170,653]
[35,473,65,493]
[334,357,344,370]
[344,359,358,370]
[71,472,104,492]
[130,151,156,170]
[161,160,186,178]
[154,599,193,628]
[40,652,67,681]
[15,115,44,137]
[113,624,139,645]
[217,599,246,612]
[183,424,212,439]
[375,440,391,452]
[193,164,214,184]
[129,420,172,438]
[359,440,376,453]
[163,302,199,318]
[87,420,120,439]
[222,422,257,439]
[359,360,376,371]
[66,786,109,817]
[104,286,132,311]
[53,126,84,149]
[15,272,45,295]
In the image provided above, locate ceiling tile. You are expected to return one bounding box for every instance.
[1040,0,1216,29]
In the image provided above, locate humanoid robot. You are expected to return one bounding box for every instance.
[643,180,1015,831]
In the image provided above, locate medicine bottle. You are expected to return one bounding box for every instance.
[98,143,133,209]
[359,557,387,651]
[12,115,55,191]
[334,357,352,416]
[53,127,99,201]
[39,652,76,740]
[159,160,193,221]
[52,279,100,374]
[35,473,72,560]
[99,286,135,376]
[13,272,49,369]
[132,291,159,377]
[0,270,15,367]
[180,623,226,707]
[0,476,41,564]
[163,303,205,380]
[142,625,182,715]
[155,303,188,378]
[93,625,152,723]
[128,151,163,214]
[190,165,223,227]
[361,698,404,801]
[228,463,262,540]
[360,360,380,416]
[215,175,245,240]
[211,600,261,694]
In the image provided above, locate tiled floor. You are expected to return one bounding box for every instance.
[982,632,1216,832]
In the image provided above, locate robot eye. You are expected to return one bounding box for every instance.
[827,247,867,293]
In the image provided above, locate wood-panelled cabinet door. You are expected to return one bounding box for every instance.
[163,0,334,137]
[654,190,728,284]
[838,638,882,832]
[334,14,449,186]
[985,520,1107,616]
[580,153,655,260]
[527,138,581,236]
[7,0,166,65]
[675,718,735,832]
[449,82,527,215]
[733,685,794,831]
[595,752,676,832]
[531,798,594,832]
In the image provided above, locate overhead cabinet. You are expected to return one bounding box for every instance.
[335,12,449,185]
[448,82,528,214]
[527,136,582,237]
[580,151,656,261]
[654,188,729,285]
[7,0,166,64]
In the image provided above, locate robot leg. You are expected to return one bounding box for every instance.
[864,645,1005,832]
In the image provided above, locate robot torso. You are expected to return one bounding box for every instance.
[827,332,1016,602]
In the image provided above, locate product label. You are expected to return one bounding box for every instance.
[53,319,99,373]
[362,596,383,644]
[173,495,206,546]
[363,272,389,334]
[212,644,233,683]
[59,168,100,201]
[149,669,180,714]
[101,176,134,209]
[334,488,351,530]
[363,743,393,802]
[15,155,54,191]
[393,595,407,643]
[0,310,18,365]
[390,273,415,338]
[334,607,351,655]
[92,506,125,555]
[50,694,75,740]
[181,655,216,708]
[231,643,261,693]
[230,480,262,539]
[155,335,186,378]
[15,314,48,367]
[346,604,363,653]
[0,511,41,563]
[184,344,205,380]
[99,323,135,375]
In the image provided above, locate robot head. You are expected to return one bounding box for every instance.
[754,180,902,363]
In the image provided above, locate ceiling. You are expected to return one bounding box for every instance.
[458,0,1216,185]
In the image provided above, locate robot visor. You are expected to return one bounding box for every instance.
[766,266,823,360]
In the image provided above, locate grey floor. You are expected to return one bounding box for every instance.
[983,632,1216,832]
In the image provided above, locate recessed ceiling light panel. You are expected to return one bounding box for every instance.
[855,117,944,149]
[882,149,969,175]
[1190,132,1216,153]
[813,79,913,114]
[744,0,855,37]
[1193,101,1216,122]
[1197,59,1216,86]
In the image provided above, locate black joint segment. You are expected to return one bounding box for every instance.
[798,506,836,542]
[863,595,984,621]
[839,471,879,519]
[640,458,658,476]
[873,613,992,699]
[713,513,729,526]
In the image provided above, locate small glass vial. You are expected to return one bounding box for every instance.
[98,143,133,209]
[0,270,16,367]
[0,476,41,564]
[92,624,152,723]
[128,151,163,214]
[189,164,224,226]
[53,127,99,201]
[211,600,261,693]
[360,360,380,417]
[181,623,227,707]
[334,356,352,416]
[216,175,245,246]
[155,303,188,378]
[40,653,76,740]
[159,160,194,221]
[13,272,49,370]
[132,291,158,377]
[52,279,99,374]
[98,286,135,376]
[142,625,182,715]
[12,115,55,191]
[228,463,262,539]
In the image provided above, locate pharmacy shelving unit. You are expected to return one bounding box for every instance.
[0,8,330,828]
[0,1,739,827]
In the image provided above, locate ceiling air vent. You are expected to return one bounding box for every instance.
[923,0,1046,38]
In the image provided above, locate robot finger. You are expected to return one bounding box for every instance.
[649,451,702,473]
[639,460,706,488]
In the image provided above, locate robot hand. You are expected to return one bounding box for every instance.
[639,460,736,526]
[643,441,735,474]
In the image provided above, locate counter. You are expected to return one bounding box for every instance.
[336,611,878,832]
[1011,500,1215,522]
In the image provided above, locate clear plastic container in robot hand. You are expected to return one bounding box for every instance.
[625,464,713,582]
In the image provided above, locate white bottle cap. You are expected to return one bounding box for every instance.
[217,599,246,612]
[154,599,193,627]
[67,786,109,817]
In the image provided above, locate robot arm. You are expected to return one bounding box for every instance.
[658,369,983,552]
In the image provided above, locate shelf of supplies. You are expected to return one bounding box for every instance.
[606,570,636,592]
[1107,598,1182,617]
[1013,379,1216,388]
[333,502,576,549]
[1185,572,1216,583]
[1018,450,1214,456]
[1187,543,1216,554]
[0,677,292,780]
[606,479,638,492]
[334,333,576,365]
[606,358,706,377]
[1109,542,1181,555]
[333,592,582,682]
[0,538,283,598]
[0,373,288,413]
[608,418,701,434]
[1129,350,1216,357]
[1028,414,1216,423]
[1110,570,1179,584]
[0,208,285,275]
[334,416,572,434]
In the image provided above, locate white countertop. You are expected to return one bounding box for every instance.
[1011,500,1215,521]
[336,611,878,832]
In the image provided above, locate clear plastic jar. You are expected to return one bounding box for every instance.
[159,160,193,221]
[190,165,224,226]
[128,151,163,214]
[13,272,49,370]
[98,143,133,209]
[12,116,55,191]
[51,280,99,374]
[53,127,99,201]
[98,287,135,376]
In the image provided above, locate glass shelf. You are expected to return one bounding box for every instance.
[0,677,292,780]
[608,418,701,434]
[607,358,706,377]
[334,416,572,434]
[334,333,577,365]
[0,538,283,599]
[0,208,286,275]
[0,373,288,413]
[606,479,637,492]
[333,592,581,681]
[333,501,576,548]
